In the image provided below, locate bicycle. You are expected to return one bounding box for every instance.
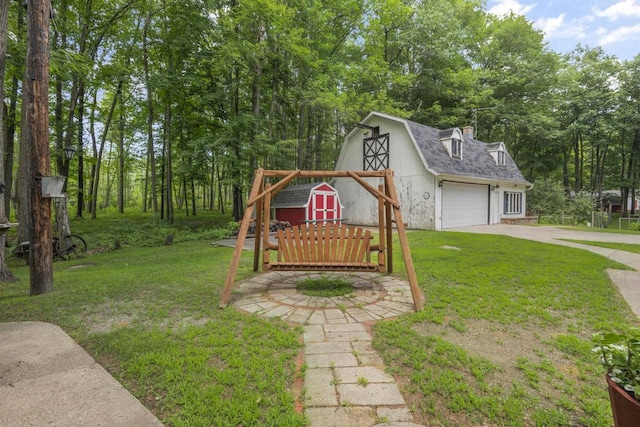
[53,235,87,260]
[13,234,88,261]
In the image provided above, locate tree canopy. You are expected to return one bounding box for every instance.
[2,0,639,221]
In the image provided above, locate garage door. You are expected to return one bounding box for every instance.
[441,182,489,229]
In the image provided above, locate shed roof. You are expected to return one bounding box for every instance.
[272,182,335,208]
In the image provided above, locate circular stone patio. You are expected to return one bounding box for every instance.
[231,271,416,324]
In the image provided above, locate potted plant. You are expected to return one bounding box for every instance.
[593,328,640,426]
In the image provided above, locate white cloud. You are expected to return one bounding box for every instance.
[488,0,536,17]
[534,14,588,40]
[535,14,565,36]
[593,0,640,21]
[599,24,640,45]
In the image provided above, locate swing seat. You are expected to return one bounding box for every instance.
[268,223,382,272]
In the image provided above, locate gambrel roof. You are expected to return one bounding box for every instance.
[406,120,530,185]
[348,112,531,186]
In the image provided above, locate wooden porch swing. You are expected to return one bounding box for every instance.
[219,168,423,311]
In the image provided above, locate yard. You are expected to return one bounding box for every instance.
[1,213,638,426]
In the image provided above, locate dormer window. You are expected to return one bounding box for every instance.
[488,142,507,166]
[451,138,462,159]
[439,128,463,160]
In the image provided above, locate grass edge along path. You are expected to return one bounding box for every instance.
[560,239,640,255]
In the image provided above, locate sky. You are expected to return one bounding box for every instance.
[486,0,640,61]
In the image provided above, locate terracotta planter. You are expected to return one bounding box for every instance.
[607,375,640,427]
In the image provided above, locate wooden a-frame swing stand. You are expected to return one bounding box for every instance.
[219,168,424,311]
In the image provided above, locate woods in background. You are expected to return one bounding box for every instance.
[2,0,640,224]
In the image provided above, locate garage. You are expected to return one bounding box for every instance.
[441,182,489,229]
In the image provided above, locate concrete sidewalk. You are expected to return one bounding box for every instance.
[453,224,640,316]
[0,321,163,427]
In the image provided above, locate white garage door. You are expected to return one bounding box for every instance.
[442,182,489,229]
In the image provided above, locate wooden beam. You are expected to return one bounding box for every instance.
[253,182,263,272]
[262,183,272,271]
[262,170,387,178]
[248,170,300,206]
[219,169,264,308]
[385,169,423,310]
[385,181,393,273]
[377,184,386,272]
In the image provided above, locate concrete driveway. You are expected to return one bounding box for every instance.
[449,224,640,317]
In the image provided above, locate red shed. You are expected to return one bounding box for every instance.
[272,182,344,227]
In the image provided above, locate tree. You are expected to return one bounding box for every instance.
[527,178,566,221]
[0,0,16,282]
[25,0,53,295]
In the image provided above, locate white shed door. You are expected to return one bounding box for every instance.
[442,182,489,229]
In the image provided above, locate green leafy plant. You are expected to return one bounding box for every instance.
[296,277,353,297]
[593,328,640,400]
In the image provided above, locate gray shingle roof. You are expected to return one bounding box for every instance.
[405,119,530,185]
[272,183,318,208]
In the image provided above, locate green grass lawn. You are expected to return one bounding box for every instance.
[375,232,638,426]
[1,214,638,426]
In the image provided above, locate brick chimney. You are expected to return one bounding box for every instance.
[463,126,474,137]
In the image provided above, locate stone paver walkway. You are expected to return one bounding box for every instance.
[232,271,425,427]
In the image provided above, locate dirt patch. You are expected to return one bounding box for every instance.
[79,300,210,335]
[406,318,590,426]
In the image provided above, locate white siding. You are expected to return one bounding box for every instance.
[334,116,436,229]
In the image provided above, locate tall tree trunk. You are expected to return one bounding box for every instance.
[216,164,224,214]
[143,10,158,215]
[87,89,98,214]
[117,88,125,213]
[296,103,305,170]
[209,159,215,211]
[26,0,53,294]
[623,129,640,217]
[4,4,24,219]
[562,150,570,191]
[91,81,123,219]
[314,111,324,170]
[231,66,242,221]
[182,178,188,215]
[164,101,174,223]
[4,70,19,219]
[52,20,73,239]
[103,140,115,207]
[16,81,29,246]
[573,132,582,192]
[75,81,86,217]
[191,177,196,216]
[0,0,15,281]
